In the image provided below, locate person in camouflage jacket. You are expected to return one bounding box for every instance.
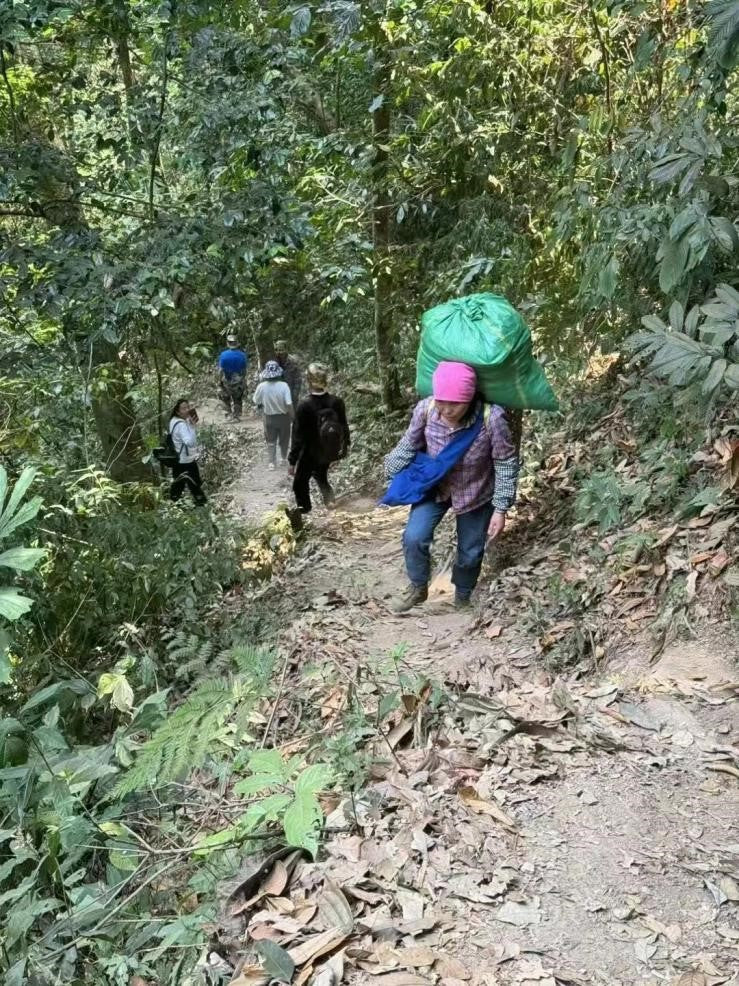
[274,339,303,406]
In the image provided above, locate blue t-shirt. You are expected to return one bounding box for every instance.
[219,349,247,375]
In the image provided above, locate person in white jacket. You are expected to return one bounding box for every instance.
[169,399,206,504]
[253,361,293,469]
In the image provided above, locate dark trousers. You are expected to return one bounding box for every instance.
[293,455,334,513]
[170,461,206,504]
[264,414,292,465]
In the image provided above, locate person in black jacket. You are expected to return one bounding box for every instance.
[288,363,350,513]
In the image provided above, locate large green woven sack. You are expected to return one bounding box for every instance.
[415,293,558,411]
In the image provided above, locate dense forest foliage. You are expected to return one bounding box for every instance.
[0,1,737,983]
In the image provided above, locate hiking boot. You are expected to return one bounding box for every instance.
[392,584,428,614]
[454,594,472,610]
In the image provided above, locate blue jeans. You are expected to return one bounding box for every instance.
[402,499,493,599]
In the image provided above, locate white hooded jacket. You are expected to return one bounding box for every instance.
[169,417,199,464]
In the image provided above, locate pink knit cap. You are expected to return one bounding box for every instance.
[432,361,477,402]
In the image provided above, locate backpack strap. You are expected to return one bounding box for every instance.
[170,419,190,457]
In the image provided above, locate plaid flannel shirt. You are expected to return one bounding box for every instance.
[384,398,521,514]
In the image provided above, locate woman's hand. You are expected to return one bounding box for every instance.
[487,510,506,541]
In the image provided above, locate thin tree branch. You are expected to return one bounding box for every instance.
[149,34,169,219]
[0,45,19,144]
[588,0,614,154]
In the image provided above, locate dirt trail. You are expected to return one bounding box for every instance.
[210,405,739,986]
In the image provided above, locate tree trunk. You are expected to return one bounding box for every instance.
[89,342,152,483]
[371,22,401,410]
[115,35,135,93]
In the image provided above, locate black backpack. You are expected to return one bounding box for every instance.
[317,406,343,463]
[153,425,180,471]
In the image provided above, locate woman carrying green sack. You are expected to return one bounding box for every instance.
[384,361,521,613]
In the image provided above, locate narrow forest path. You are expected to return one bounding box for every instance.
[203,401,739,986]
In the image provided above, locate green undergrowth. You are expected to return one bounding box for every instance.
[488,365,738,670]
[1,611,439,984]
[0,459,302,984]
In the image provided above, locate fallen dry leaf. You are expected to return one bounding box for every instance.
[385,718,414,750]
[709,550,731,577]
[641,914,682,942]
[321,686,346,720]
[685,515,714,529]
[263,860,289,897]
[229,966,270,986]
[289,929,347,967]
[317,883,354,935]
[312,951,345,986]
[719,876,739,901]
[485,624,503,639]
[672,974,707,986]
[295,964,315,986]
[434,956,471,980]
[495,899,541,927]
[458,786,516,830]
[367,975,430,986]
[397,946,436,969]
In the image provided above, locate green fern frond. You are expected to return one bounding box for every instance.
[230,644,277,684]
[114,678,252,796]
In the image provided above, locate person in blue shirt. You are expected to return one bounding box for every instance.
[218,334,248,419]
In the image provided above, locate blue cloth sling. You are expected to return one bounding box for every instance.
[381,409,484,507]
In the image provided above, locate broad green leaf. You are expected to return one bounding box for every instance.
[0,496,42,542]
[0,650,13,685]
[700,303,735,319]
[193,826,240,857]
[598,256,619,300]
[99,821,127,837]
[236,793,293,839]
[658,237,689,293]
[248,749,287,777]
[0,852,35,884]
[710,216,739,252]
[649,153,691,184]
[684,305,701,337]
[0,872,37,909]
[702,323,736,347]
[4,957,26,986]
[0,466,7,516]
[21,678,89,713]
[715,283,739,309]
[724,363,739,390]
[283,790,322,857]
[5,897,61,948]
[378,689,400,720]
[3,468,38,525]
[0,588,34,622]
[233,773,282,797]
[290,5,311,37]
[256,940,295,983]
[0,547,45,571]
[109,848,139,872]
[668,301,684,333]
[97,673,134,713]
[703,358,727,393]
[294,763,333,797]
[641,314,667,333]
